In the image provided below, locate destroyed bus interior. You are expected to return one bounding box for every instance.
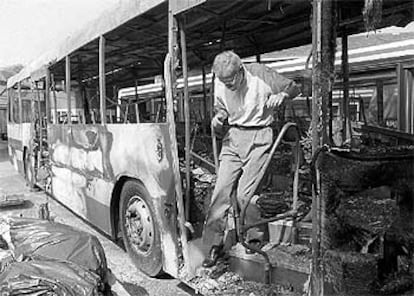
[4,0,414,295]
[168,0,414,295]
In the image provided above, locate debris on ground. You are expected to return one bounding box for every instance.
[324,250,378,295]
[318,147,414,295]
[189,261,300,296]
[378,272,414,295]
[179,156,216,228]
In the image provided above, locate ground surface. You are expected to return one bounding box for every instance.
[0,140,194,296]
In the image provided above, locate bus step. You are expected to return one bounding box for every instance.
[228,243,311,292]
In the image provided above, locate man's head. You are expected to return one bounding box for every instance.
[212,51,244,91]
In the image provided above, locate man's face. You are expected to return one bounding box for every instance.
[218,66,244,91]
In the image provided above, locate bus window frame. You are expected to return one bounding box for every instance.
[7,88,13,123]
[99,35,106,125]
[65,56,72,125]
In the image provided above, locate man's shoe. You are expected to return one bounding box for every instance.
[202,246,223,268]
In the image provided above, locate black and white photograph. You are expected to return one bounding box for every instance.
[0,1,413,295]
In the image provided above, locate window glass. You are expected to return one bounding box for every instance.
[367,84,398,129]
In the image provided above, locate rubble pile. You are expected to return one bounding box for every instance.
[324,250,378,295]
[179,155,216,234]
[259,153,312,221]
[189,262,299,296]
[191,166,215,222]
[327,186,399,252]
[378,272,414,295]
[255,193,290,218]
[318,148,414,295]
[358,141,414,156]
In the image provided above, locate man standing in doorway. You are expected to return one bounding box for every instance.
[202,51,300,268]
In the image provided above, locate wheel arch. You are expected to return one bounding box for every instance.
[110,174,181,277]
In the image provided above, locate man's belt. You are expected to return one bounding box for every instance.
[229,124,269,130]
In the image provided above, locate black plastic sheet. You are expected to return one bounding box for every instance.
[0,257,104,295]
[7,217,108,281]
[1,217,111,295]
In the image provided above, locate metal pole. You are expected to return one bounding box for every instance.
[311,1,337,295]
[209,73,215,122]
[135,80,140,123]
[77,55,89,124]
[311,0,322,295]
[18,82,22,124]
[50,74,58,124]
[210,70,217,172]
[45,68,50,124]
[341,32,349,142]
[376,80,383,126]
[179,18,191,224]
[202,66,208,132]
[7,89,12,123]
[36,81,42,158]
[328,91,333,144]
[165,1,189,277]
[99,35,106,125]
[397,63,404,131]
[65,56,71,124]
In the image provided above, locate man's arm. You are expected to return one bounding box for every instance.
[247,63,301,100]
[212,80,228,133]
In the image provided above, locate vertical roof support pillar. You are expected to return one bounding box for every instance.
[341,32,349,142]
[311,0,337,295]
[99,35,106,125]
[65,56,71,124]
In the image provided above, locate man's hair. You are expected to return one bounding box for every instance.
[212,51,242,78]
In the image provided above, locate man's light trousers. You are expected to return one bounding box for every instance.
[203,126,273,248]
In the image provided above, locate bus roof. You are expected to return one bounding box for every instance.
[7,0,165,88]
[7,0,414,89]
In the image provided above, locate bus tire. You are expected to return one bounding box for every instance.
[24,150,35,189]
[119,180,163,277]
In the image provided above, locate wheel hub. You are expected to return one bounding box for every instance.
[125,195,154,254]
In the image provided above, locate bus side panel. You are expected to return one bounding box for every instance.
[48,123,180,276]
[48,124,114,233]
[7,122,31,174]
[48,123,180,275]
[106,123,180,276]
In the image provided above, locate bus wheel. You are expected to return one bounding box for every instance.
[24,150,35,188]
[119,180,163,277]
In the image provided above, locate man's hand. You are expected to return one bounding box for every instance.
[211,110,227,135]
[265,92,288,108]
[212,115,223,131]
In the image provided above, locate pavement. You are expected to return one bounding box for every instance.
[0,140,193,296]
